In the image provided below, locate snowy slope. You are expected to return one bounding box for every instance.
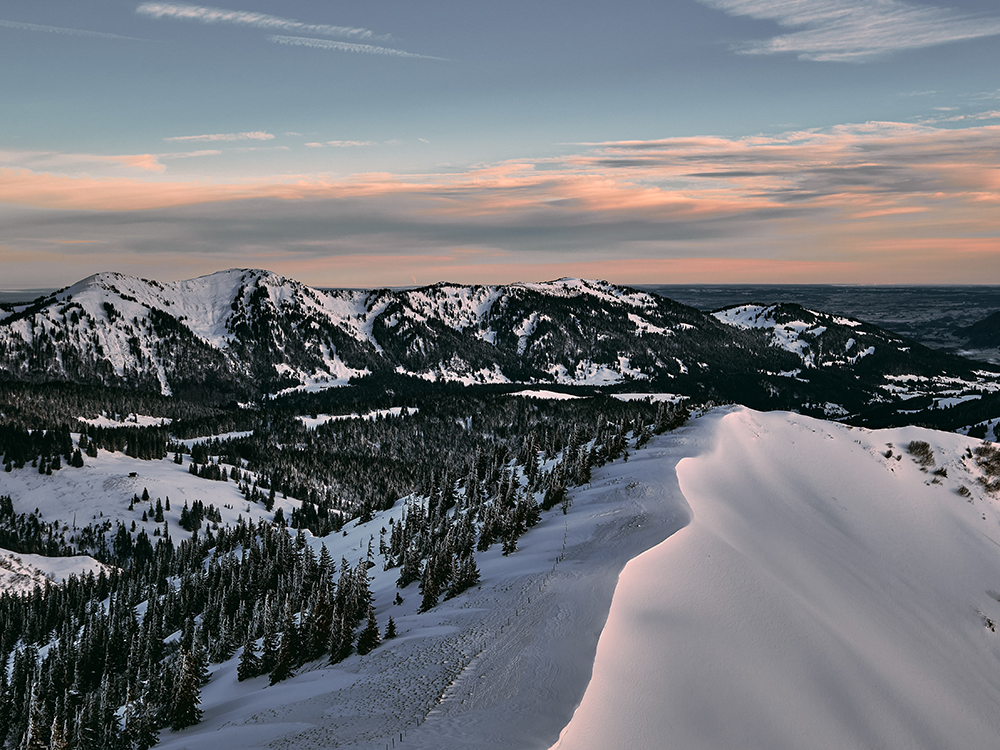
[551,408,1000,750]
[152,418,702,750]
[0,547,107,595]
[0,271,685,393]
[5,409,1000,747]
[0,435,301,553]
[76,407,997,750]
[0,269,376,396]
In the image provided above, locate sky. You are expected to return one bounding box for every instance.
[1,0,999,289]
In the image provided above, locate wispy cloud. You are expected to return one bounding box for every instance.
[136,3,387,41]
[160,149,222,159]
[0,150,166,173]
[327,141,376,147]
[699,0,1000,61]
[163,131,274,142]
[0,18,149,42]
[304,140,378,148]
[268,35,449,61]
[967,88,1000,102]
[931,110,1000,123]
[3,121,999,284]
[5,121,1000,216]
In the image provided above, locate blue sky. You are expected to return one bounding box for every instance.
[1,0,999,288]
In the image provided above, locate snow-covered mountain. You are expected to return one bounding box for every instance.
[6,272,1000,750]
[0,269,735,397]
[1,270,996,417]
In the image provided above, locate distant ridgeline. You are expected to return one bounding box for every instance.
[0,269,998,428]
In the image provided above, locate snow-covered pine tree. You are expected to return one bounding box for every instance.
[237,635,261,682]
[170,648,203,731]
[356,605,381,655]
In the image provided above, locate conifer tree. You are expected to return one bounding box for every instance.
[48,715,70,750]
[418,558,441,612]
[170,649,202,731]
[302,589,333,663]
[0,667,11,748]
[356,605,381,655]
[237,636,261,682]
[23,682,50,750]
[446,554,481,599]
[127,705,159,750]
[191,640,211,687]
[268,630,297,686]
[327,614,353,665]
[259,606,279,676]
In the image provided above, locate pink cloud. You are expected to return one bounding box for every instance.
[2,120,999,285]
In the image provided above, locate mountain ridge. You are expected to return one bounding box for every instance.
[1,269,997,420]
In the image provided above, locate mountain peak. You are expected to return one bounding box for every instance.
[0,269,993,416]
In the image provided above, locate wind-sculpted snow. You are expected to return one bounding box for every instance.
[552,408,1000,750]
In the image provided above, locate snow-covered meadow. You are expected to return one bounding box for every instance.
[6,407,1000,748]
[0,548,107,593]
[0,438,295,551]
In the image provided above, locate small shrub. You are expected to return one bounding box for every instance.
[957,485,972,497]
[975,444,1000,477]
[907,440,934,467]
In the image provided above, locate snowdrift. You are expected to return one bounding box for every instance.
[552,408,1000,750]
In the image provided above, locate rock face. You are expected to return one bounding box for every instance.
[0,269,994,411]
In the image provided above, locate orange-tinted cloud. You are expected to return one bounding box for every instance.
[1,121,999,286]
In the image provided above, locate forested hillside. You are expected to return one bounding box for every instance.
[0,388,686,748]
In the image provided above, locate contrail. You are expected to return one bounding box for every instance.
[0,18,149,41]
[136,2,389,41]
[269,35,450,61]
